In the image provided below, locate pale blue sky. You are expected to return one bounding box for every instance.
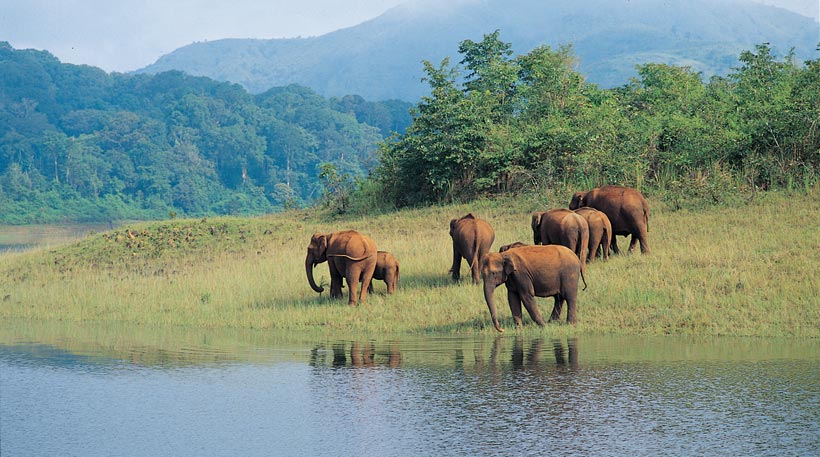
[0,0,405,72]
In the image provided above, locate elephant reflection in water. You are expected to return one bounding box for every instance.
[310,341,402,368]
[511,337,578,369]
[472,337,578,370]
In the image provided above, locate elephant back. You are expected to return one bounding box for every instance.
[582,186,648,234]
[327,230,377,261]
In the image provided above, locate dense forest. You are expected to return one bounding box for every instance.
[370,32,820,210]
[0,42,412,224]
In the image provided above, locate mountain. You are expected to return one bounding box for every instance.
[0,43,412,223]
[136,0,820,101]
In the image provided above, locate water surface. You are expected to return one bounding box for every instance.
[1,321,818,456]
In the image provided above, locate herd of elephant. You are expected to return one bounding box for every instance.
[305,185,651,333]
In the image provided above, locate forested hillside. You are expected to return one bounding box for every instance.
[0,43,412,224]
[138,0,820,100]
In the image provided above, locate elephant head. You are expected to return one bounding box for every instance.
[569,191,588,210]
[305,233,329,293]
[480,252,517,333]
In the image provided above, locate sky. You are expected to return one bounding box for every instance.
[1,0,817,74]
[0,0,405,73]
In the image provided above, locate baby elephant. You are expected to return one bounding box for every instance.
[481,244,586,332]
[368,251,400,294]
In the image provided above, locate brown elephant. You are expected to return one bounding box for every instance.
[450,213,495,284]
[481,244,585,332]
[367,251,399,294]
[532,208,589,272]
[305,230,377,306]
[573,207,612,262]
[569,185,650,254]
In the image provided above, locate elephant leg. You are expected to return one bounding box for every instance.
[588,239,599,263]
[367,281,374,293]
[565,294,577,324]
[451,247,462,281]
[637,226,650,254]
[386,271,396,294]
[520,292,546,327]
[610,236,621,255]
[507,289,523,328]
[470,257,482,285]
[329,261,344,299]
[628,234,639,253]
[345,267,361,306]
[549,295,564,322]
[357,260,376,305]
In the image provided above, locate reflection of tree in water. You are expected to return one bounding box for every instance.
[309,340,402,368]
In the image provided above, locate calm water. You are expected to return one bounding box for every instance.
[1,322,819,457]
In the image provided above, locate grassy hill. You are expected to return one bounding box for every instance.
[2,189,818,337]
[137,0,820,100]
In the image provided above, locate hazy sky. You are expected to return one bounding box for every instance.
[0,0,405,72]
[1,0,817,73]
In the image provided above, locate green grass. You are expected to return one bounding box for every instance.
[1,189,819,337]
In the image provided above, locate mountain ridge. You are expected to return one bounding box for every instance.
[137,0,820,101]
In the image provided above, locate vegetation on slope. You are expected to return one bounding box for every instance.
[0,43,412,223]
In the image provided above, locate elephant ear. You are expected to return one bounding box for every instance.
[449,219,458,237]
[570,192,586,209]
[503,255,518,276]
[312,233,328,256]
[531,212,543,231]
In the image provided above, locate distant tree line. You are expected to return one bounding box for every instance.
[372,31,820,209]
[0,42,412,223]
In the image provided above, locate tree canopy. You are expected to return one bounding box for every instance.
[0,42,412,223]
[374,32,820,208]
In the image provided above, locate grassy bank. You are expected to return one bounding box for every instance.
[1,189,818,337]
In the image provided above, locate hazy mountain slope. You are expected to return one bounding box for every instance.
[137,0,819,100]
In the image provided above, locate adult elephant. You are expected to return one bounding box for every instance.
[450,213,495,284]
[532,208,589,272]
[305,230,377,306]
[573,207,612,262]
[569,185,650,254]
[480,244,585,332]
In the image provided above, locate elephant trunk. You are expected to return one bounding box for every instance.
[305,255,324,293]
[483,281,504,333]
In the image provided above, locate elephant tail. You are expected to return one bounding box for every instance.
[580,265,588,291]
[468,232,481,269]
[644,204,650,233]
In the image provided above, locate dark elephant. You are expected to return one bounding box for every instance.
[573,207,612,262]
[569,185,650,254]
[368,251,399,294]
[450,213,495,284]
[481,244,585,332]
[532,208,589,272]
[305,230,377,306]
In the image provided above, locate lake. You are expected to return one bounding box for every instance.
[1,320,818,456]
